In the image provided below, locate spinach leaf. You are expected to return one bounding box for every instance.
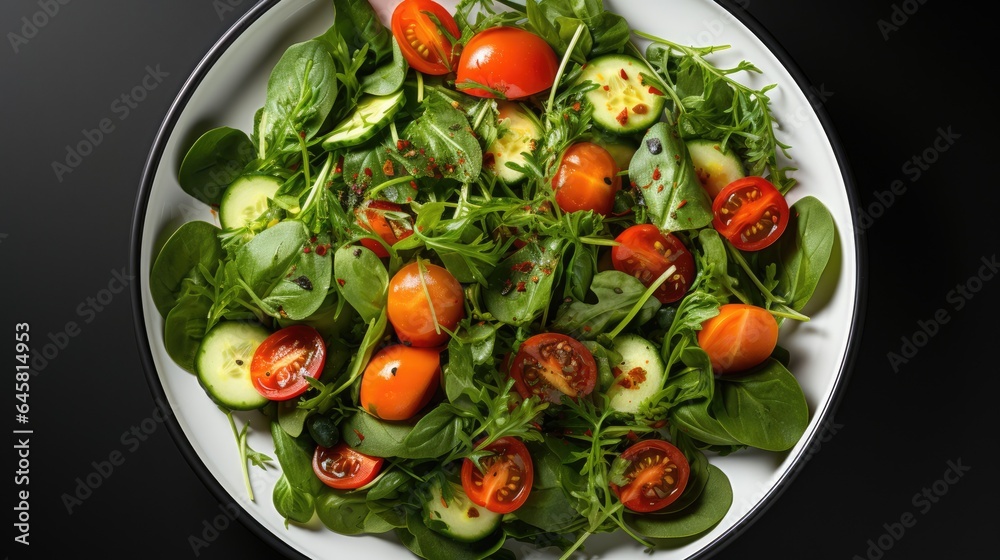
[712,359,809,452]
[260,40,338,155]
[331,0,393,72]
[399,407,464,459]
[624,464,732,538]
[629,122,713,232]
[333,244,388,323]
[340,410,413,457]
[177,127,255,206]
[393,94,482,183]
[272,474,315,524]
[550,270,660,340]
[270,420,322,495]
[756,196,835,312]
[668,398,741,448]
[162,285,212,374]
[483,237,564,328]
[361,37,407,96]
[315,488,394,535]
[525,0,630,62]
[397,509,506,560]
[150,220,223,317]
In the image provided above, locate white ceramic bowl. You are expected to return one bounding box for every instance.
[131,1,865,558]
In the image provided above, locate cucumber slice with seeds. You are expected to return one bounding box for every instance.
[686,139,746,199]
[321,90,406,150]
[606,334,666,415]
[579,54,666,134]
[219,175,282,230]
[195,321,271,411]
[422,478,501,543]
[484,101,542,184]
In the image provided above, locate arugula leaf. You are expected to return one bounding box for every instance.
[483,237,564,328]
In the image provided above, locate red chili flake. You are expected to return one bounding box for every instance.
[648,85,664,96]
[572,101,581,111]
[298,130,306,138]
[515,281,527,292]
[531,275,539,283]
[409,180,418,189]
[396,139,411,150]
[511,261,534,273]
[363,167,373,177]
[335,157,343,174]
[584,429,593,437]
[652,167,661,180]
[530,422,543,431]
[467,508,480,518]
[632,103,648,115]
[619,68,628,80]
[303,246,311,254]
[616,107,628,126]
[602,85,610,92]
[419,148,426,155]
[677,199,688,209]
[353,429,365,442]
[310,236,318,243]
[337,278,346,287]
[657,185,664,193]
[382,159,395,176]
[315,244,328,256]
[483,152,496,168]
[626,430,639,441]
[582,325,591,332]
[428,156,435,163]
[650,419,667,429]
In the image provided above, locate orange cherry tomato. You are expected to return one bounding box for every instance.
[461,436,534,514]
[697,303,779,374]
[611,224,696,304]
[609,439,690,513]
[359,344,441,421]
[551,142,622,216]
[355,199,414,258]
[387,261,464,348]
[312,442,383,490]
[712,176,789,251]
[455,27,560,99]
[250,325,326,401]
[390,0,460,75]
[507,332,597,404]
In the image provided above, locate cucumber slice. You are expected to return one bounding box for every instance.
[422,478,501,543]
[195,321,271,411]
[606,334,666,414]
[484,101,542,184]
[686,139,746,199]
[219,175,282,230]
[321,90,406,150]
[579,54,666,134]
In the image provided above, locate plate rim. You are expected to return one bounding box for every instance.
[128,0,869,558]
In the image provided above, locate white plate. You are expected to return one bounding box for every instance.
[131,1,864,558]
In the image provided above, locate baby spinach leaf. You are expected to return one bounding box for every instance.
[393,94,483,183]
[668,398,741,448]
[331,0,393,72]
[340,410,413,458]
[361,37,407,96]
[177,126,255,206]
[624,464,732,538]
[483,237,564,328]
[272,474,316,525]
[316,488,394,535]
[261,40,338,155]
[399,407,464,459]
[550,270,660,340]
[333,244,388,324]
[525,0,629,62]
[150,220,224,317]
[629,122,713,232]
[712,359,809,452]
[398,509,506,560]
[757,196,835,311]
[162,286,212,374]
[270,420,322,495]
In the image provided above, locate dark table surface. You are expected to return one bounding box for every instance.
[3,0,992,558]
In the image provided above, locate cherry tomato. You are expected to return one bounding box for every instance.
[455,27,560,99]
[712,176,789,251]
[390,0,460,75]
[387,261,465,347]
[551,142,622,216]
[609,439,690,513]
[507,333,597,404]
[611,224,695,304]
[250,325,326,401]
[355,199,414,258]
[312,442,384,490]
[461,436,534,514]
[360,344,441,421]
[697,303,778,374]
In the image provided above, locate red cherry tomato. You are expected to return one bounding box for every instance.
[712,176,789,251]
[455,27,560,99]
[390,0,460,75]
[609,439,690,513]
[359,344,441,421]
[697,303,778,374]
[461,436,534,514]
[250,325,326,401]
[387,261,465,347]
[552,142,622,216]
[355,199,414,258]
[507,333,597,404]
[611,224,696,304]
[312,442,384,490]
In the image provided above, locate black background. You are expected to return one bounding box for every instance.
[3,0,993,558]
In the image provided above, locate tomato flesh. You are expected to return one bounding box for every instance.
[712,176,789,251]
[611,224,695,304]
[456,27,560,99]
[313,442,383,490]
[461,436,534,514]
[552,142,622,216]
[697,303,778,374]
[391,0,459,75]
[610,439,690,513]
[387,261,465,348]
[355,199,414,258]
[250,325,326,401]
[360,344,441,421]
[508,333,597,403]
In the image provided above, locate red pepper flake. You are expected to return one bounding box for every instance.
[582,325,591,332]
[632,103,648,115]
[619,68,628,80]
[318,245,330,256]
[335,157,343,174]
[648,85,664,96]
[467,508,480,518]
[650,419,667,429]
[515,281,527,292]
[396,139,411,150]
[572,101,581,111]
[337,278,346,287]
[616,107,628,126]
[309,236,318,243]
[602,84,610,91]
[677,199,688,209]
[584,429,593,437]
[298,130,306,139]
[510,261,534,273]
[303,246,311,254]
[428,156,435,163]
[626,430,639,441]
[382,159,394,176]
[419,148,426,155]
[353,429,365,442]
[657,184,664,193]
[363,167,373,177]
[409,180,418,189]
[652,167,661,180]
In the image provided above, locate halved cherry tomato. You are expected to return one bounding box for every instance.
[360,344,441,420]
[250,325,326,401]
[461,436,533,514]
[697,303,778,374]
[507,333,597,404]
[387,260,464,347]
[456,27,559,99]
[712,176,789,251]
[609,439,690,513]
[611,224,695,304]
[551,142,622,216]
[355,199,414,258]
[390,0,460,75]
[313,442,384,490]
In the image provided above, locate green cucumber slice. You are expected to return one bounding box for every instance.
[686,139,746,199]
[422,478,501,543]
[321,90,406,150]
[484,101,542,184]
[579,54,666,134]
[606,334,666,414]
[219,175,282,230]
[195,321,271,411]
